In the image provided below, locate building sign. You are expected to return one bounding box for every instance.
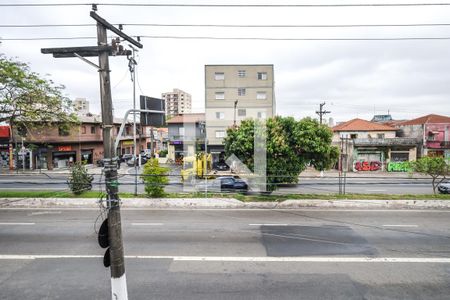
[170,141,183,145]
[57,146,72,151]
[122,141,134,146]
[0,126,10,138]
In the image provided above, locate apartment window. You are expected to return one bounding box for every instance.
[91,126,96,134]
[215,92,225,100]
[215,130,226,138]
[179,127,185,136]
[257,72,268,80]
[256,92,267,100]
[257,111,267,119]
[238,109,246,117]
[81,126,86,134]
[377,133,385,139]
[216,112,225,119]
[238,70,246,77]
[350,134,358,139]
[238,88,246,96]
[214,72,225,80]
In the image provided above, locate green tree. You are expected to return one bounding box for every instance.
[67,162,94,195]
[224,116,339,191]
[409,156,449,194]
[0,55,78,139]
[141,158,169,197]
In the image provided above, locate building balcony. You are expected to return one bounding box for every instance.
[353,138,418,147]
[426,140,450,149]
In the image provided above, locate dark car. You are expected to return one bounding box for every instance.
[438,182,450,194]
[213,161,230,171]
[96,159,120,168]
[126,155,148,167]
[196,176,248,193]
[121,154,133,163]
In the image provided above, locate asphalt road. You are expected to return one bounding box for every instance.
[0,170,438,195]
[1,208,450,299]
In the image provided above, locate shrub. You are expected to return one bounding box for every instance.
[159,149,168,158]
[67,162,94,195]
[141,158,169,197]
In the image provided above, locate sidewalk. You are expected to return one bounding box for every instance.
[299,168,428,178]
[0,165,131,176]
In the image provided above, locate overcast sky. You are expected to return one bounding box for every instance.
[1,0,450,124]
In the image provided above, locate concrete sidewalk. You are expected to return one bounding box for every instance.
[1,197,449,209]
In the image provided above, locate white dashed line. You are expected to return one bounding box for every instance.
[0,223,35,225]
[383,224,418,228]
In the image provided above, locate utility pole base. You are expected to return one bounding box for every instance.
[111,273,128,300]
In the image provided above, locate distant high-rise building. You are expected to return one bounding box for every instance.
[73,98,90,116]
[162,89,192,119]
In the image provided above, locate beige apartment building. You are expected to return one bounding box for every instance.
[162,88,192,119]
[205,64,275,154]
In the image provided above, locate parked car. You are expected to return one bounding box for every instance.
[126,155,148,167]
[96,159,120,168]
[438,182,450,194]
[121,154,133,163]
[195,176,248,193]
[213,161,230,171]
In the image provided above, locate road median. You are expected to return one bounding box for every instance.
[1,197,450,209]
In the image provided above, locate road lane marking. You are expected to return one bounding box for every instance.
[29,211,61,216]
[383,224,418,228]
[131,223,164,226]
[249,224,289,226]
[1,255,450,263]
[0,222,35,225]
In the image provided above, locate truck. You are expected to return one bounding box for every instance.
[180,152,213,181]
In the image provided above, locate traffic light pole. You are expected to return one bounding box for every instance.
[96,21,128,300]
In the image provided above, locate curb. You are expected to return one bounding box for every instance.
[1,198,449,209]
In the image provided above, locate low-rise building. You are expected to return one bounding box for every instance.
[332,118,417,172]
[396,114,450,159]
[166,113,205,163]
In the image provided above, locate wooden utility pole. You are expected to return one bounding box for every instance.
[42,9,142,300]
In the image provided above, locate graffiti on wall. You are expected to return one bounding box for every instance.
[354,161,382,171]
[387,161,411,172]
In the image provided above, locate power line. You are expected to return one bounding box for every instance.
[3,22,450,28]
[2,2,450,7]
[3,35,450,41]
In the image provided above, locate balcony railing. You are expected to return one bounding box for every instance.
[426,140,450,149]
[353,138,418,146]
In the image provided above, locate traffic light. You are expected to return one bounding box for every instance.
[98,218,110,268]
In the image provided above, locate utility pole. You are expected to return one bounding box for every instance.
[233,100,238,127]
[316,102,331,125]
[128,46,138,196]
[42,9,142,300]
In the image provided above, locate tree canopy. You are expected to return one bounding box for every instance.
[409,156,449,194]
[0,55,78,133]
[224,116,339,191]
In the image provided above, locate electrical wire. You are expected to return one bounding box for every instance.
[3,35,450,41]
[3,22,450,28]
[2,2,450,8]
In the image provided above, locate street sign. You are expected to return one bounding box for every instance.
[140,96,165,126]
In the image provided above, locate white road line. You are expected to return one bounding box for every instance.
[249,224,289,226]
[29,211,61,216]
[131,223,164,226]
[0,222,35,225]
[383,224,418,228]
[1,255,450,263]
